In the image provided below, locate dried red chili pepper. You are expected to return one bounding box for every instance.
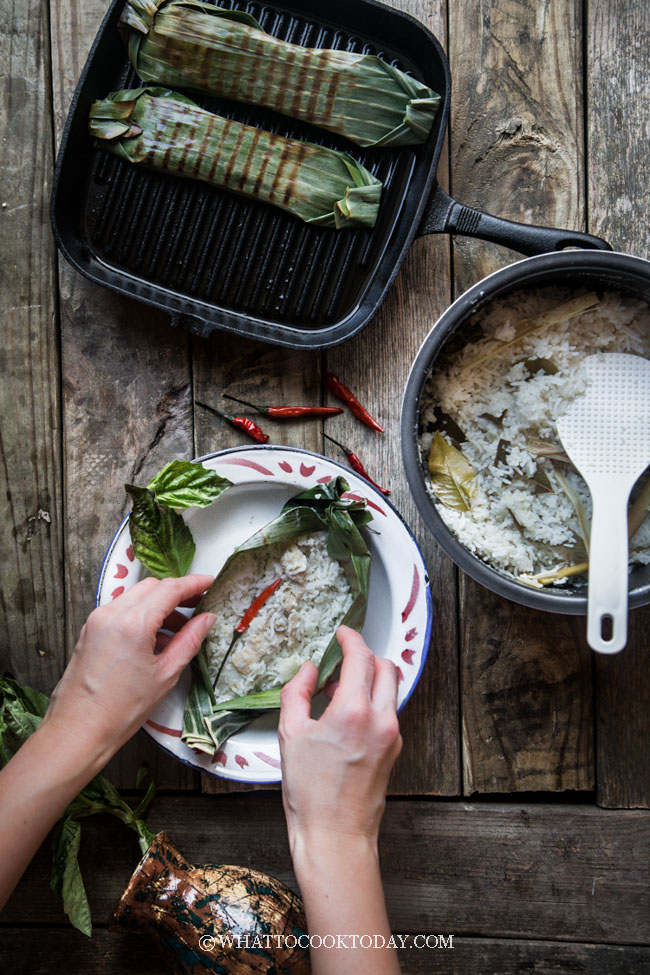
[324,434,391,495]
[195,400,269,443]
[325,372,384,433]
[224,393,343,420]
[213,578,283,690]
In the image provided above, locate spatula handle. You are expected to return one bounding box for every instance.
[587,486,630,654]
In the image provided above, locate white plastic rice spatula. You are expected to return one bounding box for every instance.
[556,353,650,654]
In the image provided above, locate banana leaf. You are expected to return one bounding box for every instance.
[89,87,382,229]
[181,476,373,755]
[119,0,441,148]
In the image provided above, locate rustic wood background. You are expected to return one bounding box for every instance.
[1,0,649,971]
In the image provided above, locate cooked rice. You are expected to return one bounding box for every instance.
[418,287,650,582]
[205,532,353,703]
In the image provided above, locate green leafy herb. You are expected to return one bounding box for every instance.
[428,432,476,512]
[125,484,196,578]
[0,678,156,937]
[147,459,232,509]
[182,477,372,753]
[125,459,232,579]
[522,357,558,376]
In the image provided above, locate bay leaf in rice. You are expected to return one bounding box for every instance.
[428,432,476,512]
[89,87,382,229]
[120,0,441,148]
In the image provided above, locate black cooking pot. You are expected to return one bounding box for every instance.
[401,249,650,614]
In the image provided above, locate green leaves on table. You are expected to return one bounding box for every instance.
[182,476,373,754]
[428,431,476,512]
[0,677,157,937]
[125,459,233,579]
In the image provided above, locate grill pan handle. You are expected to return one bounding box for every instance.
[418,185,611,256]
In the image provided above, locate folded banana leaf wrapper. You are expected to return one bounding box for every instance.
[89,87,382,229]
[182,477,372,754]
[119,0,441,148]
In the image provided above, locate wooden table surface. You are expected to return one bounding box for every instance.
[2,0,650,972]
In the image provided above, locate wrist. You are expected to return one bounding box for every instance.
[37,709,117,781]
[289,828,379,878]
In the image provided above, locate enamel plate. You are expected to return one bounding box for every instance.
[97,445,433,783]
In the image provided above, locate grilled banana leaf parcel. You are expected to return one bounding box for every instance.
[182,477,373,755]
[89,88,382,229]
[119,0,440,148]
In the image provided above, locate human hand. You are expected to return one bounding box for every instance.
[279,625,402,853]
[41,575,216,764]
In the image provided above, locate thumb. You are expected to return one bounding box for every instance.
[279,660,318,737]
[161,612,217,676]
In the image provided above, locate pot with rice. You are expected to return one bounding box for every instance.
[401,249,650,615]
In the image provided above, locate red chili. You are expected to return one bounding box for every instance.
[213,578,283,690]
[324,434,391,495]
[236,577,283,634]
[224,393,343,420]
[195,401,269,443]
[325,372,384,433]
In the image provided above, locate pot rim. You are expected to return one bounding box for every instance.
[400,248,650,615]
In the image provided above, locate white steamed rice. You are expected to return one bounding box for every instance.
[206,532,353,703]
[419,286,650,584]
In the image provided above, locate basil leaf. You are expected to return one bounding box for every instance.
[0,677,47,761]
[428,432,476,512]
[51,818,92,937]
[147,459,232,509]
[125,484,195,578]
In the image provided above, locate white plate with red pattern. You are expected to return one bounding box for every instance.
[97,445,433,783]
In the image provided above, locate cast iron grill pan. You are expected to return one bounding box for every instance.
[52,0,609,349]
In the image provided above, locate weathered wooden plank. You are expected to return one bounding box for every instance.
[322,0,459,796]
[461,605,594,793]
[49,0,197,788]
[2,930,649,975]
[192,334,323,797]
[586,0,650,259]
[0,0,65,688]
[4,798,650,945]
[586,0,650,810]
[448,0,595,793]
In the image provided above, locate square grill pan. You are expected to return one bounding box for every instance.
[51,0,448,348]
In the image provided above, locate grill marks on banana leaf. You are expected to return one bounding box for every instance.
[121,0,439,147]
[89,88,382,228]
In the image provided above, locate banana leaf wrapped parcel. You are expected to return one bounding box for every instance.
[89,87,382,229]
[182,477,372,754]
[119,0,441,148]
